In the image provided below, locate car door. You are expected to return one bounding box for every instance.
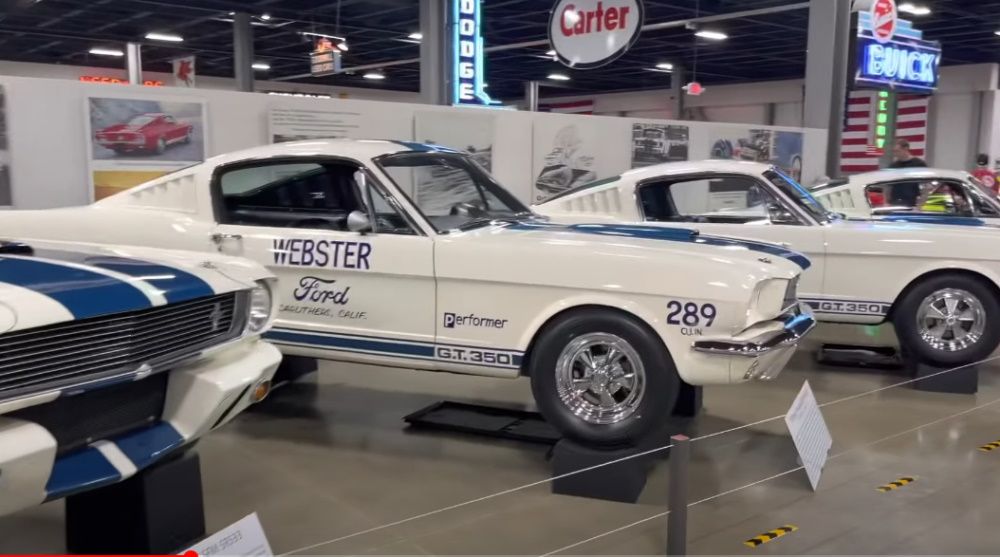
[209,156,438,369]
[635,172,828,297]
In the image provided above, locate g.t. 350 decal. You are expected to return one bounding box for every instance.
[666,300,717,336]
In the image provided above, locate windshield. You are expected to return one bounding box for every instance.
[765,169,834,223]
[376,152,531,232]
[964,176,1000,215]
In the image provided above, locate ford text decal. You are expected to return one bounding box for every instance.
[272,239,372,270]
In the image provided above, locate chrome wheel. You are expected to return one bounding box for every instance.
[555,333,646,425]
[917,288,986,352]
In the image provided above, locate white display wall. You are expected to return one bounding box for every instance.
[0,75,827,209]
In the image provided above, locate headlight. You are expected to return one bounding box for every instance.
[747,278,793,325]
[246,281,273,334]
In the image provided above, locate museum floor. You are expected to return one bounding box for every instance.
[3,336,1000,555]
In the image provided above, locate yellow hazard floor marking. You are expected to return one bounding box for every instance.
[978,440,1000,452]
[876,476,916,492]
[743,525,798,548]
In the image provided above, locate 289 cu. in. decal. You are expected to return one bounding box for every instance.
[666,300,717,336]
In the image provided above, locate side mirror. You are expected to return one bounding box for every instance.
[766,203,799,225]
[347,210,372,233]
[352,169,377,234]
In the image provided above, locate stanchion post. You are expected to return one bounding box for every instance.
[666,434,690,556]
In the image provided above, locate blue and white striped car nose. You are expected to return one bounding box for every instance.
[0,250,217,321]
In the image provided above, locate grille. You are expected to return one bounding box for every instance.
[0,293,243,401]
[9,372,168,455]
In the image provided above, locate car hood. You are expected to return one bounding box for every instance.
[455,220,805,278]
[0,239,267,334]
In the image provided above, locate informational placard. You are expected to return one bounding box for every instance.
[268,106,363,143]
[785,381,833,491]
[186,513,272,557]
[84,95,207,200]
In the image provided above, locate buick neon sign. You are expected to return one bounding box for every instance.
[855,0,940,93]
[453,0,497,106]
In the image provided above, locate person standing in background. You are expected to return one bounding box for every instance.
[971,153,999,195]
[887,139,927,205]
[889,138,927,169]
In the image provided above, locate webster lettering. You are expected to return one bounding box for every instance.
[272,238,372,270]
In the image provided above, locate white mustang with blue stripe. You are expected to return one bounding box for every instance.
[0,239,280,516]
[535,160,1000,370]
[2,140,813,447]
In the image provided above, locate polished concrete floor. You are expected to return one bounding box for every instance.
[3,335,1000,555]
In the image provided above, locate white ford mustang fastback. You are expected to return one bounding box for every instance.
[0,239,280,516]
[1,140,814,446]
[810,167,1000,225]
[534,160,1000,369]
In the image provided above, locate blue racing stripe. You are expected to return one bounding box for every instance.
[46,447,121,500]
[0,256,152,319]
[32,249,216,304]
[115,422,186,470]
[267,329,436,358]
[390,140,461,154]
[881,215,987,227]
[506,222,812,270]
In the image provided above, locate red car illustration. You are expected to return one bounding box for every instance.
[94,112,193,155]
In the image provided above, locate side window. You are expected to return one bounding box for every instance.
[639,175,781,224]
[217,161,414,234]
[872,180,972,215]
[164,115,176,124]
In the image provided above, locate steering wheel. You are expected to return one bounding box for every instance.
[449,202,487,217]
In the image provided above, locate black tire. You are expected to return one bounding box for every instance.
[529,309,679,447]
[893,274,1000,367]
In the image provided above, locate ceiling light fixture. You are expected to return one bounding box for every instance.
[363,72,386,80]
[695,29,728,41]
[548,73,570,81]
[145,31,183,42]
[656,62,674,70]
[300,31,346,41]
[252,62,271,70]
[337,41,349,51]
[546,49,556,55]
[89,47,124,57]
[260,13,272,20]
[408,32,423,40]
[898,2,931,15]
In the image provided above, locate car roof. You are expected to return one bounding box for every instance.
[202,139,460,167]
[847,167,971,183]
[620,160,773,182]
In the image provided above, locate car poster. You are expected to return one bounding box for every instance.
[0,84,11,206]
[412,110,495,214]
[630,123,689,168]
[708,127,804,181]
[532,116,629,203]
[85,96,207,200]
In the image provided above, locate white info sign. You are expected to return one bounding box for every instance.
[785,381,833,491]
[186,513,273,557]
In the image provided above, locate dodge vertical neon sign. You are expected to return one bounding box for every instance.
[453,0,497,106]
[549,0,644,69]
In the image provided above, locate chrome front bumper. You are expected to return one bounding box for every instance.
[692,304,816,381]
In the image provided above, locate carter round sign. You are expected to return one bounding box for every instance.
[870,0,897,43]
[549,0,645,69]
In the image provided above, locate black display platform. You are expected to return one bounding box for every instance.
[66,451,205,554]
[404,401,561,444]
[818,343,978,395]
[911,360,978,394]
[550,439,661,503]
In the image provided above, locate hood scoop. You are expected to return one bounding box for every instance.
[0,241,34,255]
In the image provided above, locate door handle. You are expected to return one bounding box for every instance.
[211,232,243,244]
